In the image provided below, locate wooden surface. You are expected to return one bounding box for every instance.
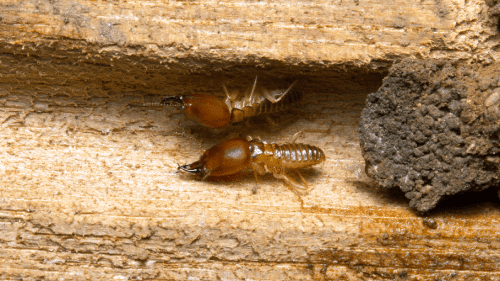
[1,0,499,67]
[1,0,500,280]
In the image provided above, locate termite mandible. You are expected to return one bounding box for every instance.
[177,132,325,198]
[161,77,301,129]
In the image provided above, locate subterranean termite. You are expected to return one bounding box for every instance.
[178,132,325,197]
[161,77,301,129]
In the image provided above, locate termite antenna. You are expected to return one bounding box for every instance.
[141,102,163,107]
[282,80,298,96]
[289,131,302,143]
[160,96,184,108]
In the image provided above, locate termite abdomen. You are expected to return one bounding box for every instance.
[272,143,325,166]
[227,80,302,124]
[254,90,303,117]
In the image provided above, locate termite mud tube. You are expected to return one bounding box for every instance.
[359,60,500,212]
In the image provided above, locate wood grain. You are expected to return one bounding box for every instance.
[1,0,499,67]
[1,0,500,280]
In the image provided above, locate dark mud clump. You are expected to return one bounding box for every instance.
[359,59,500,212]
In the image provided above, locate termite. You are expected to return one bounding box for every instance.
[177,132,325,198]
[160,77,301,129]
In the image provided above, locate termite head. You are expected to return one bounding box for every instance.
[178,137,252,179]
[161,94,231,129]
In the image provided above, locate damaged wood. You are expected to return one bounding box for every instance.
[0,0,500,280]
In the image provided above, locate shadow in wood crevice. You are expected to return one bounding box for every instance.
[426,187,500,216]
[347,179,411,209]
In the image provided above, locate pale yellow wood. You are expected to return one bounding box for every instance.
[1,0,499,65]
[1,0,500,280]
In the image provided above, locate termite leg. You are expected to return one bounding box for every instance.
[201,168,212,180]
[252,170,260,194]
[296,171,309,189]
[246,135,263,141]
[274,173,305,206]
[261,80,298,103]
[251,162,266,194]
[247,76,258,102]
[273,172,309,196]
[223,83,240,101]
[289,131,303,143]
[223,83,230,99]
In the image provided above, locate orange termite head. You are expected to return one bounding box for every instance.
[161,94,231,129]
[178,137,252,179]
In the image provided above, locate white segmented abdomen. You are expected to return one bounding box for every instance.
[271,143,325,168]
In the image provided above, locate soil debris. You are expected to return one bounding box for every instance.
[359,59,500,212]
